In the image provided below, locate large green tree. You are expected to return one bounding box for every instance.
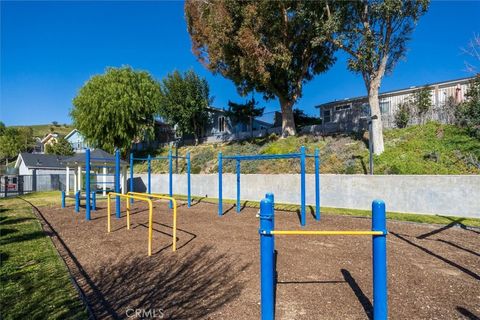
[185,1,338,137]
[71,66,161,155]
[45,137,75,156]
[327,0,429,154]
[158,70,211,144]
[0,127,35,164]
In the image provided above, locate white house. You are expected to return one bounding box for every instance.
[15,153,69,175]
[314,76,474,133]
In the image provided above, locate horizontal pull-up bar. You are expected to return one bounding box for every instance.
[267,230,385,236]
[222,153,318,161]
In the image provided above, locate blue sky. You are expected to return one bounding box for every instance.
[1,1,479,126]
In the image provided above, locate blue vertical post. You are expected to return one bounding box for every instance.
[147,154,151,195]
[236,158,241,213]
[130,152,134,204]
[115,150,121,218]
[372,200,388,320]
[259,197,275,320]
[85,149,91,221]
[61,191,66,208]
[168,150,173,209]
[265,193,275,258]
[300,146,306,227]
[75,191,80,212]
[218,152,223,216]
[314,148,320,221]
[91,191,96,210]
[187,152,191,208]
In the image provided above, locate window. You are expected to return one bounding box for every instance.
[323,110,331,123]
[380,100,391,114]
[335,104,351,111]
[218,116,226,133]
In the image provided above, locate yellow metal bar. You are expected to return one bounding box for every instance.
[107,192,154,256]
[269,230,384,236]
[128,192,177,252]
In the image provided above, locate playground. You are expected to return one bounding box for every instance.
[33,197,479,319]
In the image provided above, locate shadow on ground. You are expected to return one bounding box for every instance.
[92,246,247,319]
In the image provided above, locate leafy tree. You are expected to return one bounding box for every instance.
[394,102,411,128]
[0,127,35,164]
[185,1,338,137]
[413,86,432,123]
[45,137,74,156]
[0,122,5,135]
[456,75,480,138]
[225,97,265,133]
[293,108,322,128]
[158,70,211,144]
[71,66,161,155]
[328,0,429,154]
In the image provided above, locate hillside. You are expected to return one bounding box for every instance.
[133,122,480,175]
[12,123,74,138]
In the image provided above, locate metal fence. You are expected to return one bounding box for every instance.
[0,174,73,198]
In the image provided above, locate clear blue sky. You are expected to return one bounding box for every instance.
[1,1,479,126]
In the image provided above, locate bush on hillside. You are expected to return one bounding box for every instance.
[394,102,411,128]
[455,75,480,138]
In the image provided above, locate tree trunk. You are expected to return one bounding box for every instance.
[279,96,297,137]
[368,81,385,155]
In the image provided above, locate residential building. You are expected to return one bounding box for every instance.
[314,76,474,134]
[15,153,69,175]
[65,129,88,153]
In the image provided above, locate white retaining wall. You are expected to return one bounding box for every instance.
[131,174,480,218]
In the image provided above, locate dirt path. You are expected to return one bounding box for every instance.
[36,199,479,319]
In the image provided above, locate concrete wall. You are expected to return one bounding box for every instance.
[131,174,480,218]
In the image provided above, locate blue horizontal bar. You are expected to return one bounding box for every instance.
[223,153,302,160]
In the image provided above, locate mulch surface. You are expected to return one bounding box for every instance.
[33,199,479,319]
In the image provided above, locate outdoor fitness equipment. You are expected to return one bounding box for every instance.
[129,150,191,208]
[218,146,320,226]
[258,194,388,320]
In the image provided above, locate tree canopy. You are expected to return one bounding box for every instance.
[0,127,35,163]
[185,0,338,137]
[225,97,265,127]
[45,137,74,156]
[328,0,429,154]
[158,70,211,143]
[71,66,161,155]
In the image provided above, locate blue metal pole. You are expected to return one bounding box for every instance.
[372,200,388,320]
[169,150,173,209]
[61,191,65,208]
[265,192,275,265]
[236,159,241,213]
[85,149,91,221]
[187,152,191,208]
[300,146,306,227]
[115,150,121,218]
[130,152,134,204]
[92,191,96,211]
[75,191,79,212]
[147,154,151,195]
[259,197,274,320]
[315,148,320,221]
[218,152,223,216]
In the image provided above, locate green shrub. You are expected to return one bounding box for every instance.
[394,102,411,128]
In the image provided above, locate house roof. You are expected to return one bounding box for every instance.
[315,76,475,109]
[62,149,128,166]
[15,153,70,170]
[64,129,79,140]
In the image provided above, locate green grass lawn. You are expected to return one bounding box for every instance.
[0,193,87,320]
